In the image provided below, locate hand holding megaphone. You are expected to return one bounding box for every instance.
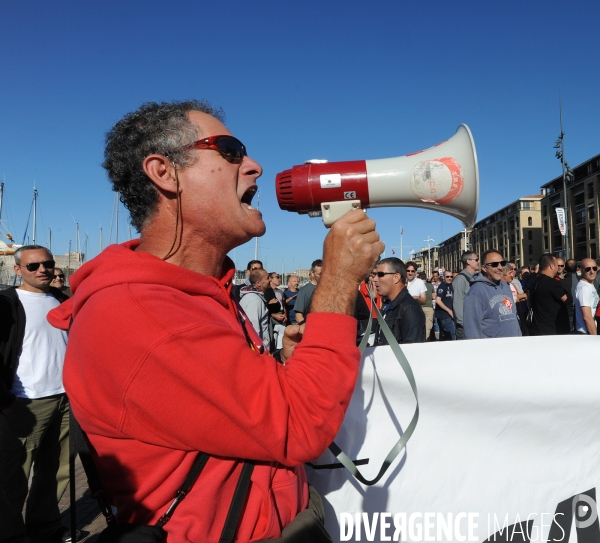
[311,209,384,316]
[275,125,479,228]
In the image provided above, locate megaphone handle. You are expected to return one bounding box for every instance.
[321,201,362,228]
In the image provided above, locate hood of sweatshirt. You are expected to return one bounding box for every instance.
[469,273,505,289]
[239,284,267,302]
[47,239,236,331]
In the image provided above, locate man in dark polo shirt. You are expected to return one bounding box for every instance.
[435,270,456,340]
[529,253,571,336]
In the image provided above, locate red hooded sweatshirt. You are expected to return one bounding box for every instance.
[48,240,360,542]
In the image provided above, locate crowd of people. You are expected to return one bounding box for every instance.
[236,250,600,350]
[1,98,597,543]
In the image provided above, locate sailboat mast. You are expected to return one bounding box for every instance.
[0,181,4,223]
[254,191,260,260]
[32,188,38,245]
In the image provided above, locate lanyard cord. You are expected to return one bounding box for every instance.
[327,285,420,486]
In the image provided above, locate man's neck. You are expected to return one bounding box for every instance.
[387,285,404,301]
[137,221,227,278]
[18,284,50,294]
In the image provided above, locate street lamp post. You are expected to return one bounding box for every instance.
[554,95,574,260]
[424,235,435,277]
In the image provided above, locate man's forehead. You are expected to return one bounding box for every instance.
[20,249,51,262]
[187,110,230,137]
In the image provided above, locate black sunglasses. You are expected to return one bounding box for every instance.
[484,260,507,268]
[373,271,397,278]
[54,274,65,279]
[21,260,55,272]
[584,266,598,273]
[181,135,247,164]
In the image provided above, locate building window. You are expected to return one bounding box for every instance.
[544,236,549,250]
[588,184,594,200]
[528,217,533,226]
[529,244,533,255]
[590,224,596,240]
[528,231,533,240]
[589,205,596,220]
[553,235,563,249]
[575,208,586,225]
[542,204,547,217]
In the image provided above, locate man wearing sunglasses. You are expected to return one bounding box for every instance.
[463,249,521,340]
[50,268,71,298]
[574,258,599,335]
[0,245,71,543]
[434,272,456,341]
[372,258,426,345]
[47,100,383,542]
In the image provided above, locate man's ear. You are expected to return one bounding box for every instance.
[143,154,178,195]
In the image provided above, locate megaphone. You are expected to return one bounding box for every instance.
[275,124,479,228]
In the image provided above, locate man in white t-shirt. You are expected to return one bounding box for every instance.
[574,258,599,335]
[0,245,71,543]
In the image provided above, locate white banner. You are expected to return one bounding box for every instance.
[556,208,567,236]
[308,336,600,542]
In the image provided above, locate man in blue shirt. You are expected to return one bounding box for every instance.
[283,275,299,324]
[435,271,456,340]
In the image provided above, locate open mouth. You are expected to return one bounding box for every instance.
[241,186,258,209]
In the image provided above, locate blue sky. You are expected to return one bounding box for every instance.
[1,1,599,272]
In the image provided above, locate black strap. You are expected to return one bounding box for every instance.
[219,462,255,543]
[155,452,211,528]
[69,410,254,540]
[69,410,116,527]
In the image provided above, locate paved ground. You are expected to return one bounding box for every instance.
[58,456,104,542]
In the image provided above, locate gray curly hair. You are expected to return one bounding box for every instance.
[102,100,225,231]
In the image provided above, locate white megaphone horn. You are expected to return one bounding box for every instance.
[275,124,479,228]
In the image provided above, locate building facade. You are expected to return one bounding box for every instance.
[468,196,543,268]
[438,231,470,272]
[435,196,543,272]
[540,153,600,261]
